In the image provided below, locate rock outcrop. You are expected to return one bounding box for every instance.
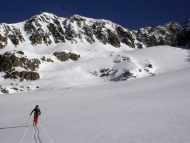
[4,71,40,81]
[0,51,40,80]
[53,51,80,61]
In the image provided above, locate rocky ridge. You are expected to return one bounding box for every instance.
[134,20,190,48]
[0,12,189,50]
[0,12,138,49]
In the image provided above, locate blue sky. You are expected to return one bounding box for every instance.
[0,0,189,28]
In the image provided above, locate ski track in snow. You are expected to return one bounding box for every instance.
[33,126,42,143]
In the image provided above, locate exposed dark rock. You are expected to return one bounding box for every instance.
[134,22,184,47]
[64,23,78,41]
[83,26,95,43]
[26,58,41,71]
[93,22,108,44]
[25,16,52,45]
[53,51,70,61]
[41,56,54,62]
[111,70,133,81]
[0,34,7,49]
[4,71,40,81]
[146,63,153,68]
[136,43,144,49]
[99,67,133,81]
[1,88,9,94]
[53,51,80,61]
[47,23,65,43]
[0,52,40,72]
[176,20,190,48]
[107,30,120,47]
[29,30,52,45]
[24,18,37,33]
[16,51,24,55]
[177,30,190,48]
[69,52,80,61]
[70,15,86,27]
[116,26,135,48]
[99,68,112,77]
[8,28,25,45]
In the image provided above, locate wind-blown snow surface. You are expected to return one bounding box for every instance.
[36,45,189,87]
[0,45,190,143]
[1,67,190,143]
[3,44,188,88]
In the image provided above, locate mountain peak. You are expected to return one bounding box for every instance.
[26,12,61,24]
[35,12,58,18]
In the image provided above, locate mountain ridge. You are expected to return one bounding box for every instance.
[0,12,189,49]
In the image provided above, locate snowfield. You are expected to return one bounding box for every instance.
[0,44,190,143]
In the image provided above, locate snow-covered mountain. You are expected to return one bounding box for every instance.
[0,12,189,94]
[0,12,189,49]
[0,12,138,49]
[1,13,190,143]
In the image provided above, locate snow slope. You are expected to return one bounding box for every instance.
[35,45,190,87]
[0,44,189,93]
[0,65,190,143]
[0,44,190,143]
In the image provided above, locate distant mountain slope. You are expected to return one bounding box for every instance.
[0,12,189,49]
[133,19,190,48]
[0,12,137,49]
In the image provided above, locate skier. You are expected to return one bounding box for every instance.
[30,105,41,126]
